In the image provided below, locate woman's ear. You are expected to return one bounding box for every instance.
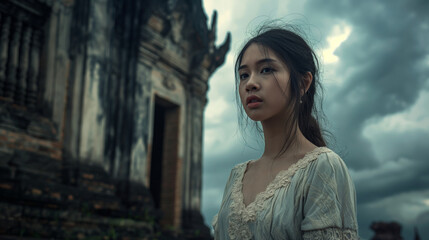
[301,72,313,96]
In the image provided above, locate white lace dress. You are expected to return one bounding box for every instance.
[212,147,359,240]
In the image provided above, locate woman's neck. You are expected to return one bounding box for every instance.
[260,116,315,161]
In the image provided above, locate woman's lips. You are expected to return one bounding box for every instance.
[246,95,263,109]
[247,101,262,108]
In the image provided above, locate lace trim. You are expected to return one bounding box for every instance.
[302,227,359,240]
[228,147,331,240]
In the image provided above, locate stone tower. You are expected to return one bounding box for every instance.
[0,0,230,239]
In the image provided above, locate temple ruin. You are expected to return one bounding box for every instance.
[0,0,230,238]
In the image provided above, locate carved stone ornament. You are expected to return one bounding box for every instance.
[162,75,176,90]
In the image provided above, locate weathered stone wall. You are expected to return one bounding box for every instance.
[0,0,230,239]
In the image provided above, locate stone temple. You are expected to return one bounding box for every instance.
[0,0,230,239]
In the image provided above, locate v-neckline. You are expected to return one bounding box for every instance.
[226,147,331,239]
[239,147,322,209]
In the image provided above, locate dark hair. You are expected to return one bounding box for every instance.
[235,26,327,155]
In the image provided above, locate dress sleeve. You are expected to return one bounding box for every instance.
[212,166,238,232]
[301,152,359,240]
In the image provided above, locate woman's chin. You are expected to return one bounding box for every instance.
[246,114,265,122]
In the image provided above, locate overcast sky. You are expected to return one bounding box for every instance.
[200,0,429,239]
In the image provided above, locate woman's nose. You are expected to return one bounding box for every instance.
[246,76,260,92]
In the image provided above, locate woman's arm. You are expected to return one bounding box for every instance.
[301,152,359,240]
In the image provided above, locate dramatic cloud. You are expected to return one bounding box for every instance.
[202,0,429,239]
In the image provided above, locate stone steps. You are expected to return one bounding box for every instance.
[0,164,158,217]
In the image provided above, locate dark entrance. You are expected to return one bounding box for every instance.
[149,96,181,227]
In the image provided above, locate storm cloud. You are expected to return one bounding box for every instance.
[202,0,429,239]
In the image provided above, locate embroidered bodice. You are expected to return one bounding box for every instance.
[212,147,359,240]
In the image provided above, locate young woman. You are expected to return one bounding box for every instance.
[212,27,359,239]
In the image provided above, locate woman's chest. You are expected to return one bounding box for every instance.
[241,170,273,207]
[241,160,297,207]
[218,183,304,239]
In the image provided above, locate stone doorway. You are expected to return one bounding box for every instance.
[149,96,181,228]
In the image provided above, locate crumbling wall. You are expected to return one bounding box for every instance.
[0,0,230,239]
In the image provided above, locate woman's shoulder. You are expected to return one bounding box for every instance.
[294,146,338,170]
[231,159,253,172]
[223,160,252,182]
[313,147,348,169]
[307,147,353,181]
[233,160,250,169]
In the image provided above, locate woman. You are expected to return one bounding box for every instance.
[212,26,359,239]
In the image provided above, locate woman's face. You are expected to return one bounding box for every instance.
[238,43,292,122]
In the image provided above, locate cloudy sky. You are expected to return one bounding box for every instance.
[200,0,429,239]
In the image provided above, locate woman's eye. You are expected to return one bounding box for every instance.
[239,73,249,80]
[261,67,273,74]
